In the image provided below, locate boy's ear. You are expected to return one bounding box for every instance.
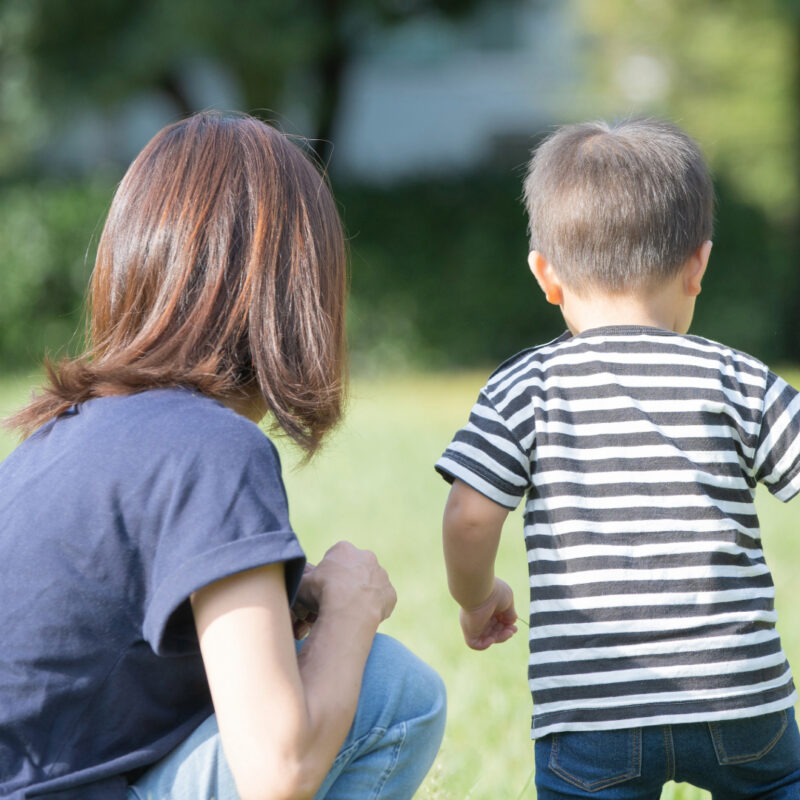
[528,251,564,306]
[683,240,712,297]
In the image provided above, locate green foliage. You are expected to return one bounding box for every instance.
[0,174,111,367]
[3,171,550,373]
[1,0,799,369]
[0,0,49,175]
[341,171,800,368]
[340,171,564,370]
[21,0,315,110]
[0,167,796,371]
[18,0,486,103]
[575,0,798,223]
[693,178,798,360]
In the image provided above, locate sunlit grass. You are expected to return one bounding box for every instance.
[0,372,40,459]
[3,368,800,799]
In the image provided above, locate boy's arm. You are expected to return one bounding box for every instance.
[443,478,517,650]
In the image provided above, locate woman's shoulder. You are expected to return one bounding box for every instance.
[90,387,257,430]
[41,387,281,474]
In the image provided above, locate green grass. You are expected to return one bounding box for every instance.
[2,369,800,799]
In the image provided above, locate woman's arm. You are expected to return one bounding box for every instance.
[191,541,396,800]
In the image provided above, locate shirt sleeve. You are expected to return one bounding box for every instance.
[753,371,800,502]
[435,388,532,509]
[141,423,306,655]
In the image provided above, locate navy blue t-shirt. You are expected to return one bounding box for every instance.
[0,388,306,799]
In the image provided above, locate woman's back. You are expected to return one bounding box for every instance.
[0,389,305,799]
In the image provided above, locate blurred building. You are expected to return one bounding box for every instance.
[308,2,577,180]
[41,1,578,182]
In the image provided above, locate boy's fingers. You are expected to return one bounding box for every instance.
[462,615,518,650]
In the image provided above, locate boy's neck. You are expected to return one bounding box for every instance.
[560,273,694,336]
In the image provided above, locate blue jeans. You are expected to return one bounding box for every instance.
[534,708,800,799]
[127,634,446,800]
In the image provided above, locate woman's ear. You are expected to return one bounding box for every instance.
[528,251,564,306]
[684,240,712,297]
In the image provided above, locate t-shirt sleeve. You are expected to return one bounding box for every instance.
[435,388,531,509]
[753,371,800,502]
[141,424,305,655]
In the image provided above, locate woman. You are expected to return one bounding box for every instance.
[0,112,446,800]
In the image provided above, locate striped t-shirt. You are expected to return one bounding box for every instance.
[436,326,800,739]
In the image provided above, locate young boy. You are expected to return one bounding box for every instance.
[435,119,800,798]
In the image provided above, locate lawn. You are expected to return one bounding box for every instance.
[2,369,800,799]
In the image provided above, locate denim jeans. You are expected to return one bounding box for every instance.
[126,633,446,800]
[534,708,800,799]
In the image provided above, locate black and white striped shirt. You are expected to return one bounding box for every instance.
[436,326,800,739]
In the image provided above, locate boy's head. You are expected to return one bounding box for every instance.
[523,118,714,296]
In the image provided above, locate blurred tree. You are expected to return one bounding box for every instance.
[0,0,543,370]
[573,0,797,222]
[0,0,492,168]
[5,0,798,369]
[0,175,111,367]
[0,0,49,176]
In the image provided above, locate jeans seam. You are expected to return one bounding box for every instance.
[371,721,407,799]
[663,725,675,782]
[330,726,389,769]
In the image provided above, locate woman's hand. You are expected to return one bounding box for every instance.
[291,563,318,640]
[193,542,397,800]
[459,577,518,651]
[295,541,397,633]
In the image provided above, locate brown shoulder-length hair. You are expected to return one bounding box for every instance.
[10,111,347,455]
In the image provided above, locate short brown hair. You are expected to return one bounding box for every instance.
[11,112,347,455]
[523,118,714,294]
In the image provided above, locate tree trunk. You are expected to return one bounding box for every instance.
[312,0,348,166]
[157,71,194,119]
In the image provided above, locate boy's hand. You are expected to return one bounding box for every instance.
[459,577,518,650]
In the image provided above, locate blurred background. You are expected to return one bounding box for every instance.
[2,0,799,375]
[4,4,800,798]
